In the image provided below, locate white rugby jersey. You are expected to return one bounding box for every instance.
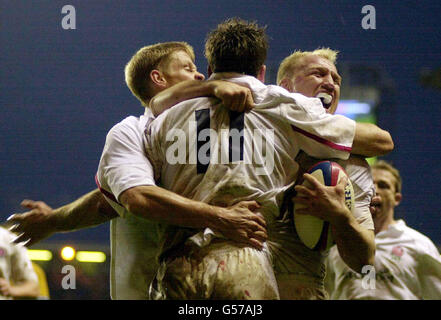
[337,155,375,230]
[325,220,441,299]
[97,110,156,207]
[0,227,38,300]
[144,73,356,262]
[96,109,158,300]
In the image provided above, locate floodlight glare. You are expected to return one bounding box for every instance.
[61,246,76,261]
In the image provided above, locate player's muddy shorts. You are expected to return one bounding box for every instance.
[276,274,328,300]
[149,239,280,300]
[268,220,329,300]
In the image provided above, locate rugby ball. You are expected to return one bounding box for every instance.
[293,161,354,251]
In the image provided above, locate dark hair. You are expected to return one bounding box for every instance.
[204,18,268,77]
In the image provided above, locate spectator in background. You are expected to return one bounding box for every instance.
[325,160,441,299]
[0,226,39,299]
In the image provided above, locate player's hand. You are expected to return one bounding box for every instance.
[212,80,255,112]
[216,201,267,250]
[292,173,351,225]
[0,278,12,297]
[6,200,56,247]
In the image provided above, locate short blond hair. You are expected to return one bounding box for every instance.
[125,42,195,106]
[277,47,339,85]
[372,160,402,193]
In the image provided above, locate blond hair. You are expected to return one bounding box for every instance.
[372,160,402,193]
[277,47,339,85]
[204,18,268,77]
[125,42,195,106]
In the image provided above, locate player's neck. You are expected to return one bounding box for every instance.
[374,212,396,235]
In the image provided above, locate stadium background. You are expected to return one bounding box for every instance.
[1,0,440,299]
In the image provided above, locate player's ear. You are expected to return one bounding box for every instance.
[150,69,167,88]
[279,78,293,92]
[394,192,402,206]
[257,65,266,83]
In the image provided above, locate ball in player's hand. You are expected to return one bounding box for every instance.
[294,161,354,251]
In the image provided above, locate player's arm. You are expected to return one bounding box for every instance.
[7,188,118,246]
[281,99,392,161]
[149,79,254,116]
[330,213,375,274]
[293,174,375,273]
[119,185,267,250]
[352,122,394,157]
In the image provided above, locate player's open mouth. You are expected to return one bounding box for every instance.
[370,196,381,209]
[316,92,332,109]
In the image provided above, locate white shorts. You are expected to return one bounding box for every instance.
[150,239,280,300]
[269,219,328,300]
[276,274,328,300]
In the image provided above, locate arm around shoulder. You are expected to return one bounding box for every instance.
[149,79,254,116]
